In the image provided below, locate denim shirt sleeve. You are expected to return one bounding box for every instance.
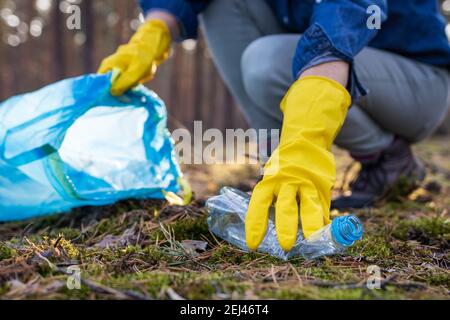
[293,0,388,98]
[139,0,210,39]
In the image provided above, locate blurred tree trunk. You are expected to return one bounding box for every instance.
[0,22,5,100]
[82,0,94,73]
[52,0,66,80]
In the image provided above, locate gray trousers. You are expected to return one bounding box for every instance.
[199,0,450,156]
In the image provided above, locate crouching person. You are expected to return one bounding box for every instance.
[98,0,450,251]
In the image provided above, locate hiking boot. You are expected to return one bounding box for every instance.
[331,138,426,210]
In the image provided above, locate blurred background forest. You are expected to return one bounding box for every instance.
[1,0,450,132]
[0,0,247,131]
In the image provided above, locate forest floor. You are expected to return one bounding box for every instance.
[0,138,448,300]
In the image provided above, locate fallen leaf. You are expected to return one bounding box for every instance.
[408,188,433,203]
[181,240,208,254]
[94,227,137,249]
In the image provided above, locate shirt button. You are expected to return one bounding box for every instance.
[283,16,289,24]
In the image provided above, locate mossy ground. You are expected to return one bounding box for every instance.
[0,138,448,300]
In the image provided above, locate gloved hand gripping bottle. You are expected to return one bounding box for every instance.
[206,187,363,260]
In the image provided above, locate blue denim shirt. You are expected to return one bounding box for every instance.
[140,0,450,98]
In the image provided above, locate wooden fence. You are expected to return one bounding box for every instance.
[0,0,248,131]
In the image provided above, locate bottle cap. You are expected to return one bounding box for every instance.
[331,215,364,246]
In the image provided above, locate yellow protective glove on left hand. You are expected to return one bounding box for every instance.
[245,76,351,252]
[98,20,172,96]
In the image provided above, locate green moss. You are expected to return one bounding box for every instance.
[301,258,359,283]
[0,243,16,260]
[348,235,392,259]
[307,267,340,282]
[143,246,171,262]
[49,228,81,240]
[208,245,248,264]
[0,282,14,297]
[165,216,210,241]
[261,287,367,300]
[426,272,450,287]
[393,217,450,244]
[207,246,226,264]
[60,284,93,300]
[36,263,57,278]
[82,245,171,275]
[387,175,418,201]
[102,271,249,299]
[31,215,63,230]
[107,272,173,298]
[261,285,416,300]
[384,200,432,212]
[208,245,279,265]
[184,277,248,300]
[182,279,217,299]
[95,218,121,235]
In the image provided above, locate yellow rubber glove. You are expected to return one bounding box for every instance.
[245,76,351,252]
[98,20,171,96]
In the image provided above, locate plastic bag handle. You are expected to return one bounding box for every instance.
[4,144,58,167]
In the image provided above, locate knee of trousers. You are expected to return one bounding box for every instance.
[334,106,394,155]
[201,0,251,26]
[241,36,288,112]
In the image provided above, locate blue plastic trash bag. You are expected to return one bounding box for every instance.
[0,73,183,221]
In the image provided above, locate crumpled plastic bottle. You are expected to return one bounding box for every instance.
[206,187,364,260]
